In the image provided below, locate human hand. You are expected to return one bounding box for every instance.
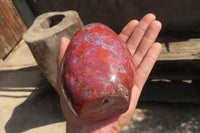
[57,13,162,133]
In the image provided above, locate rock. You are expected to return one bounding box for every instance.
[62,23,134,121]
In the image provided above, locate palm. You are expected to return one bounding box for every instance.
[57,14,162,133]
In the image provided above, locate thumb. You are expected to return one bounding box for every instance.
[57,37,70,68]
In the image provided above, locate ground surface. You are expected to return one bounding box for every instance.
[1,40,200,133]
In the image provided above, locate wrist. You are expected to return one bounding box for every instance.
[66,123,80,133]
[66,122,88,133]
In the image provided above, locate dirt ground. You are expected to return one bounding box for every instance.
[1,40,200,133]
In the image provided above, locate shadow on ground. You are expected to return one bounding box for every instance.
[0,67,41,88]
[3,67,200,133]
[121,102,200,133]
[4,68,65,133]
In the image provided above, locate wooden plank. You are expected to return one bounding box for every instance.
[0,16,17,46]
[158,38,200,60]
[150,38,200,80]
[0,12,17,58]
[0,34,13,58]
[0,1,20,40]
[0,0,27,40]
[5,0,27,33]
[0,3,17,46]
[140,80,200,103]
[0,0,27,59]
[12,0,35,27]
[150,60,200,80]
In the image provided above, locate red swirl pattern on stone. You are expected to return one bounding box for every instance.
[62,23,134,121]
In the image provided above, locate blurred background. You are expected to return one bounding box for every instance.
[0,0,200,132]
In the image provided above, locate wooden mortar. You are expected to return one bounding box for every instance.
[23,11,84,88]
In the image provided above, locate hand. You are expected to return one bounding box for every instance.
[57,13,162,133]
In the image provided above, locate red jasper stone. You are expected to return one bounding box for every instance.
[62,23,134,121]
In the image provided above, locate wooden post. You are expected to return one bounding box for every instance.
[12,0,35,27]
[23,11,84,88]
[0,0,27,59]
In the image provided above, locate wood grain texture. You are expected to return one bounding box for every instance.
[159,38,200,61]
[12,0,35,27]
[149,38,200,80]
[0,0,27,59]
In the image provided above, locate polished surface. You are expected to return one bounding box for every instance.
[62,23,134,116]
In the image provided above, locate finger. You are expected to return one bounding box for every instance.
[134,42,162,90]
[119,20,139,43]
[56,37,70,93]
[128,86,141,113]
[127,13,156,55]
[133,20,162,69]
[121,45,161,118]
[57,37,70,68]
